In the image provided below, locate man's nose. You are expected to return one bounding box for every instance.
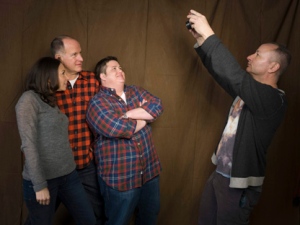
[77,53,83,61]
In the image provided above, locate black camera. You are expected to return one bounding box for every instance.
[186,20,192,30]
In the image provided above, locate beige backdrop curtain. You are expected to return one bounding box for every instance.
[0,0,299,224]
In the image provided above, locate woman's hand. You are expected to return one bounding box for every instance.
[36,187,50,205]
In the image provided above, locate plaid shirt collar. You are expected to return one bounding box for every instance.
[77,71,89,81]
[100,85,128,95]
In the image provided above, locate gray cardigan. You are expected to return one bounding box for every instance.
[195,35,287,188]
[15,90,75,192]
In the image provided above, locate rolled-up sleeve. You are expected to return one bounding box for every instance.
[135,86,164,122]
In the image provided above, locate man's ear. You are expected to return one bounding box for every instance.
[269,62,280,73]
[100,73,106,81]
[55,54,61,61]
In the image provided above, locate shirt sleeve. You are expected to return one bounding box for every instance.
[86,96,137,139]
[134,86,164,123]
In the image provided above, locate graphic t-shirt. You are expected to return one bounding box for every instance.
[216,97,244,178]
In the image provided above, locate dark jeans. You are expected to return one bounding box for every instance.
[24,161,106,225]
[99,176,160,225]
[23,170,96,225]
[77,161,106,224]
[198,171,261,225]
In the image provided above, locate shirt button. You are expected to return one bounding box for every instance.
[74,147,78,150]
[140,154,143,158]
[73,102,76,105]
[74,131,78,134]
[140,171,143,175]
[137,143,140,146]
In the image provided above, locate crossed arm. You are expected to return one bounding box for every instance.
[86,86,163,139]
[121,99,153,133]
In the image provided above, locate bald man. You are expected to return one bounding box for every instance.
[187,9,291,225]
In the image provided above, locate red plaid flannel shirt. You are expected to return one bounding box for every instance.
[56,71,100,169]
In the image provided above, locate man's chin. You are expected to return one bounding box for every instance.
[75,64,82,68]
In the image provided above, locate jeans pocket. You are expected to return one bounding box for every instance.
[239,190,247,208]
[246,188,261,207]
[239,188,261,209]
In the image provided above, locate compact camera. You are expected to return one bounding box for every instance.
[186,20,193,30]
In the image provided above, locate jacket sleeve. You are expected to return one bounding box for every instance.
[195,35,286,119]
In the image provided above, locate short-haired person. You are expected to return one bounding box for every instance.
[15,57,96,225]
[50,35,105,224]
[86,56,163,225]
[186,9,291,225]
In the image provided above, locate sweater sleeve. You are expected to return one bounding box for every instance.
[15,92,47,192]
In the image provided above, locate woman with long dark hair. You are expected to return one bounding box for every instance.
[15,57,96,225]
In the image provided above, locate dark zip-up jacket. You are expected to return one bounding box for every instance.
[195,35,287,188]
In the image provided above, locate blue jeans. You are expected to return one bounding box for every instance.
[23,170,96,225]
[99,176,160,225]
